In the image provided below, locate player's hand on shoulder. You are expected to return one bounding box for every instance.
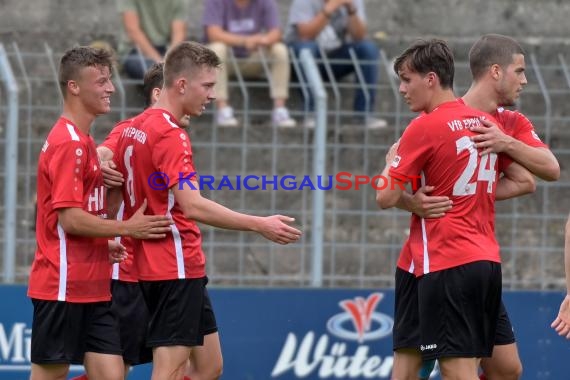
[257,215,302,245]
[469,118,512,155]
[126,199,173,239]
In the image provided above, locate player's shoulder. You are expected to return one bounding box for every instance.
[143,109,181,130]
[113,117,135,130]
[495,107,532,124]
[46,117,89,147]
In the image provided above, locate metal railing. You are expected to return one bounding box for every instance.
[1,42,569,290]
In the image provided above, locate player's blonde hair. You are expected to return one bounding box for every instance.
[163,41,221,87]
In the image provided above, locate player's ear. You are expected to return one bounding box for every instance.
[175,77,187,95]
[67,80,80,96]
[151,87,161,103]
[426,72,436,87]
[490,64,501,80]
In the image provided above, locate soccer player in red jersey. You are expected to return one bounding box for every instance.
[113,41,302,380]
[27,46,173,380]
[391,35,559,380]
[90,62,196,380]
[376,39,535,379]
[69,64,166,380]
[463,34,559,380]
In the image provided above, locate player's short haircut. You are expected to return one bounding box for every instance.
[163,41,221,87]
[58,46,114,98]
[469,34,526,80]
[142,62,164,108]
[393,39,455,89]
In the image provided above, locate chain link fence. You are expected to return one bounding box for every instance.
[1,42,569,290]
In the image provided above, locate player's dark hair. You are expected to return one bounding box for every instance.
[469,34,526,80]
[393,39,455,89]
[142,62,164,108]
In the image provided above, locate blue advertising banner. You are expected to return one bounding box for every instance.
[0,286,569,379]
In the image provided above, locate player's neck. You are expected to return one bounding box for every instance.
[425,89,456,113]
[61,101,96,135]
[153,91,185,123]
[462,83,498,114]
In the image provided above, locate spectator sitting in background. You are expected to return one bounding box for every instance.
[202,0,297,128]
[285,0,387,129]
[117,0,189,79]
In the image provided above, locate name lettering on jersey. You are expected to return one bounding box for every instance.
[122,126,147,144]
[87,185,105,212]
[447,117,482,132]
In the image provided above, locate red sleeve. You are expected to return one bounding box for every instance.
[152,128,196,188]
[388,119,432,181]
[508,111,548,148]
[49,140,88,209]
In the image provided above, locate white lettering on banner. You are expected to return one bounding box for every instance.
[271,332,393,378]
[0,323,31,364]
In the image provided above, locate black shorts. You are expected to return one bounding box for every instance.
[393,267,420,351]
[417,261,502,360]
[110,280,153,365]
[494,300,516,345]
[31,299,122,364]
[139,277,218,348]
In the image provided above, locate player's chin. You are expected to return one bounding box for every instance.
[408,104,422,113]
[96,105,112,115]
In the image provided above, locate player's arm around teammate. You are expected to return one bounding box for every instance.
[58,198,171,239]
[469,119,559,181]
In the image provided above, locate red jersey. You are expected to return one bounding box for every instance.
[115,108,206,281]
[28,117,110,302]
[101,119,138,282]
[391,101,508,276]
[397,101,547,275]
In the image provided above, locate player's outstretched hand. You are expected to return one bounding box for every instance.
[108,240,127,264]
[126,199,173,239]
[551,294,570,339]
[410,186,452,218]
[257,215,302,245]
[101,160,124,188]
